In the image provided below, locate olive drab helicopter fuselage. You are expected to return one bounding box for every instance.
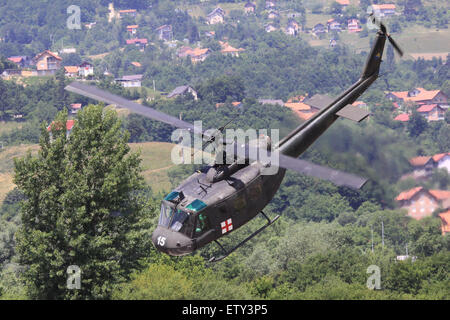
[65,17,403,262]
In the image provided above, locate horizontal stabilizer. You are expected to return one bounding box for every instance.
[336,105,370,122]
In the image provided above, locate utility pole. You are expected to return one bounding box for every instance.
[371,227,374,253]
[153,80,156,92]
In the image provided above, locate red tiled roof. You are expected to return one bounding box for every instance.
[127,25,139,29]
[395,186,423,201]
[64,66,79,73]
[409,156,432,167]
[8,57,23,63]
[429,190,450,201]
[119,9,136,13]
[417,104,437,112]
[131,61,142,67]
[372,4,396,10]
[126,38,148,44]
[390,88,441,103]
[433,153,450,162]
[34,50,62,61]
[70,103,82,109]
[336,0,350,5]
[438,210,450,234]
[47,120,75,132]
[394,113,410,122]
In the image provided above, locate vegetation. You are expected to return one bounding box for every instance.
[0,0,449,300]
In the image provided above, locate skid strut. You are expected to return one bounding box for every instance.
[208,211,280,263]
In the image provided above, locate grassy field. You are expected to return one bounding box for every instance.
[0,144,39,204]
[0,142,180,204]
[0,121,24,136]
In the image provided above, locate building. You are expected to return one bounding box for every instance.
[265,24,277,33]
[347,19,362,33]
[64,66,79,77]
[47,119,75,137]
[286,19,300,35]
[395,187,450,220]
[265,1,276,9]
[70,103,82,114]
[327,19,342,32]
[371,4,397,18]
[438,210,450,235]
[126,38,148,51]
[394,113,410,122]
[268,10,280,20]
[335,0,350,10]
[219,42,245,57]
[312,23,326,35]
[127,25,138,36]
[167,85,198,100]
[118,9,137,18]
[7,56,30,68]
[416,104,446,122]
[156,25,173,42]
[284,101,315,121]
[207,7,225,25]
[33,50,62,73]
[258,99,284,106]
[409,152,450,179]
[179,47,211,63]
[303,94,334,112]
[115,74,143,88]
[386,88,448,106]
[244,2,256,14]
[78,61,94,77]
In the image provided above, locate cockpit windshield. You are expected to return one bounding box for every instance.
[159,202,193,236]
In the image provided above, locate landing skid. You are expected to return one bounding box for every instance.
[208,211,280,263]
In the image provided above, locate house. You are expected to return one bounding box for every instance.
[285,18,302,35]
[416,104,446,122]
[179,47,211,63]
[70,103,82,114]
[78,61,94,77]
[394,113,410,122]
[219,42,245,57]
[207,7,225,25]
[284,102,315,121]
[395,187,450,220]
[7,56,30,68]
[127,25,138,36]
[85,22,96,29]
[64,66,79,77]
[386,88,448,106]
[126,38,148,51]
[409,152,450,179]
[244,2,256,14]
[348,19,362,33]
[335,0,350,10]
[371,4,397,18]
[47,119,75,137]
[204,31,215,38]
[60,48,76,54]
[268,10,280,20]
[118,9,137,18]
[167,85,198,101]
[115,74,143,88]
[265,1,276,9]
[438,210,450,235]
[32,50,62,74]
[216,102,243,109]
[156,25,173,42]
[327,19,342,32]
[312,23,326,35]
[265,24,277,33]
[258,99,284,106]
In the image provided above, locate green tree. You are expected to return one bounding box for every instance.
[14,105,154,299]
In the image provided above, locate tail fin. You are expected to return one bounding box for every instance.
[361,31,387,79]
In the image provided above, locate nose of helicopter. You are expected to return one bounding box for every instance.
[152,226,196,256]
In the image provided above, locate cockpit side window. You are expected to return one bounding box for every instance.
[195,213,209,237]
[159,203,172,227]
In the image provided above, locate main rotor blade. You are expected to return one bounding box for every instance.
[237,144,367,189]
[277,155,368,189]
[65,82,210,139]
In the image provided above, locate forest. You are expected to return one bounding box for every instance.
[0,0,449,300]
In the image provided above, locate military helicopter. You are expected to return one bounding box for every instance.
[66,17,403,262]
